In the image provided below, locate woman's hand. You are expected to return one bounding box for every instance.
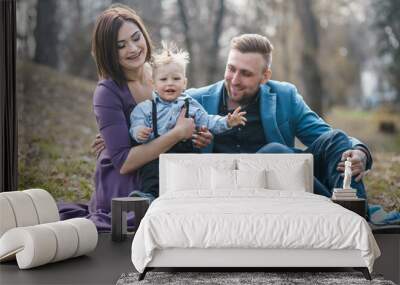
[174,108,195,140]
[192,126,213,149]
[91,133,105,158]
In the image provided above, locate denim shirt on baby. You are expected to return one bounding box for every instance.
[129,92,231,143]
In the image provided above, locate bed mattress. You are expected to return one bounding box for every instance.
[131,190,380,273]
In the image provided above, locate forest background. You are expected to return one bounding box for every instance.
[16,0,400,212]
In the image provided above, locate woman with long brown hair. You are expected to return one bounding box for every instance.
[59,4,202,231]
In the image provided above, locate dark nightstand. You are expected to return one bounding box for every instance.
[111,197,149,242]
[331,198,367,218]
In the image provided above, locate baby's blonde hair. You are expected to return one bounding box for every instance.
[151,41,190,76]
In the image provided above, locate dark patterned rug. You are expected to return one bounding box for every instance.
[116,271,396,285]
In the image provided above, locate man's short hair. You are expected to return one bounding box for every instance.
[230,34,274,69]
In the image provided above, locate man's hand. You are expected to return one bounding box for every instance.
[192,126,213,149]
[336,149,368,182]
[91,133,105,158]
[136,127,152,142]
[227,106,247,128]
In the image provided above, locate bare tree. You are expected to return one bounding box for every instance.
[277,1,294,82]
[132,0,163,44]
[207,0,225,83]
[111,0,163,44]
[16,0,36,59]
[295,0,324,116]
[34,0,59,68]
[373,0,400,104]
[177,0,194,83]
[63,0,97,80]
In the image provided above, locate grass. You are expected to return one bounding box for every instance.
[326,106,400,211]
[17,61,98,203]
[327,106,400,152]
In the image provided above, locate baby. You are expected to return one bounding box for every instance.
[129,43,247,202]
[130,44,246,144]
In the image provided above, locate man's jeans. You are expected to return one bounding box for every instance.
[257,130,366,199]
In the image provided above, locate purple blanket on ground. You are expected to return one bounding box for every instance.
[58,201,136,232]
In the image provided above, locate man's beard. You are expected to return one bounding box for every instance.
[225,83,260,106]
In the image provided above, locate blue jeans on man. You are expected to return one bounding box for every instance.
[257,129,366,199]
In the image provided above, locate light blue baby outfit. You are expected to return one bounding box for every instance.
[130,92,231,143]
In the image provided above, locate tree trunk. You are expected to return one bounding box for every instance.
[34,0,58,68]
[134,0,162,44]
[295,0,324,116]
[207,0,225,83]
[65,0,92,78]
[280,1,292,82]
[109,0,163,45]
[177,0,194,85]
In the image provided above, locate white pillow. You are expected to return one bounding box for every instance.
[238,158,309,192]
[266,166,307,191]
[236,169,267,189]
[167,163,210,191]
[211,169,267,190]
[167,160,236,192]
[211,169,236,190]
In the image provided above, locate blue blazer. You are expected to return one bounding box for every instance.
[186,80,367,156]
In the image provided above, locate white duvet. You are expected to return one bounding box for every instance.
[131,190,380,273]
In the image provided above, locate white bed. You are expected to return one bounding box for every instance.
[131,154,380,280]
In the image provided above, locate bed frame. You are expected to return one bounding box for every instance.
[138,154,372,280]
[141,248,371,280]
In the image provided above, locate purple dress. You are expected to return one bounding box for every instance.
[59,79,141,232]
